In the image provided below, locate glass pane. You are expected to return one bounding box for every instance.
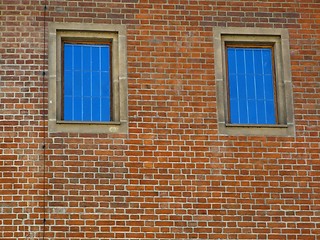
[92,46,100,72]
[73,71,82,97]
[101,71,111,97]
[227,48,236,75]
[83,97,92,121]
[228,74,238,100]
[83,72,91,97]
[254,49,263,76]
[264,74,275,100]
[255,74,264,100]
[64,70,73,96]
[248,100,257,124]
[236,49,245,74]
[92,97,101,121]
[73,96,82,121]
[237,75,246,99]
[64,44,73,70]
[92,72,100,97]
[101,45,110,72]
[245,49,254,74]
[63,43,111,122]
[82,46,91,71]
[101,97,111,121]
[262,49,272,75]
[266,100,276,124]
[64,96,73,121]
[73,45,82,71]
[227,46,276,124]
[247,75,255,100]
[256,100,267,124]
[238,99,248,124]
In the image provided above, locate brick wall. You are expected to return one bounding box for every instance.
[0,0,319,239]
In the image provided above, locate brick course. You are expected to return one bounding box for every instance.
[0,0,319,239]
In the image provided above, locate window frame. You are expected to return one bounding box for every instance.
[214,27,295,136]
[225,43,278,125]
[61,40,113,122]
[48,23,128,134]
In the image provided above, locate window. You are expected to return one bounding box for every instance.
[48,23,128,134]
[214,27,294,136]
[63,42,111,122]
[227,45,276,125]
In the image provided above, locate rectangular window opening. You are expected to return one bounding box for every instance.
[225,44,278,125]
[62,41,113,122]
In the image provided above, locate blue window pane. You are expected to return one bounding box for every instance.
[262,49,272,74]
[228,74,238,100]
[237,75,247,99]
[256,100,267,124]
[64,45,73,70]
[92,82,100,98]
[244,49,254,74]
[101,97,111,121]
[83,72,91,97]
[254,49,263,75]
[247,75,255,100]
[64,70,73,96]
[101,46,110,71]
[229,98,239,124]
[92,46,100,72]
[73,97,82,121]
[82,46,91,71]
[64,96,73,121]
[227,49,236,74]
[83,97,92,121]
[248,100,257,124]
[92,97,101,121]
[101,72,111,97]
[264,75,274,99]
[91,72,100,97]
[255,74,264,100]
[227,47,276,124]
[73,71,82,97]
[238,99,248,124]
[236,49,245,74]
[63,43,111,122]
[73,46,82,71]
[266,100,276,124]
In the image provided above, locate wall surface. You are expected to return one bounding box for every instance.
[0,0,319,239]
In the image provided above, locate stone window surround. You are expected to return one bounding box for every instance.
[214,27,295,136]
[48,23,128,134]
